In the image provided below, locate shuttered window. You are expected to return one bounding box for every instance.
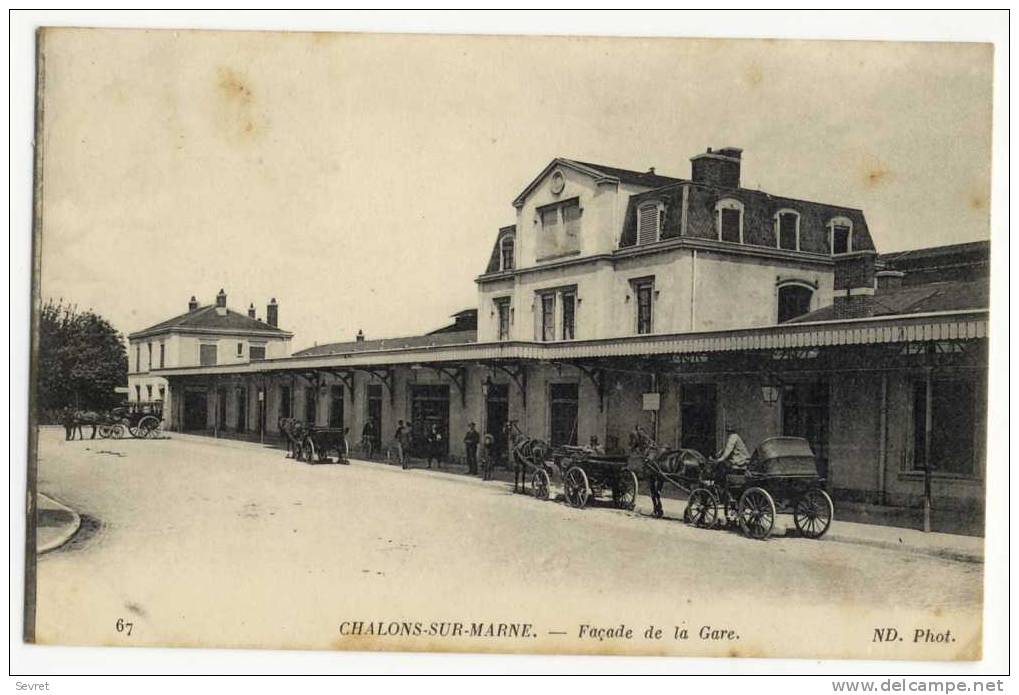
[637,203,660,245]
[540,206,560,232]
[562,199,581,243]
[540,293,555,342]
[199,344,217,366]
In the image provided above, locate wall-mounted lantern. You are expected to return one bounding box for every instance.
[760,375,783,404]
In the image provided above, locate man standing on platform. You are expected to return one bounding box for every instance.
[464,422,480,476]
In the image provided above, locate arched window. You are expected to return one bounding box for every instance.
[499,234,515,271]
[774,208,800,251]
[828,216,854,255]
[636,201,664,245]
[715,198,744,243]
[777,283,814,323]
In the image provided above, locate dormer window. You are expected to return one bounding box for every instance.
[715,198,744,243]
[636,201,664,245]
[499,234,515,271]
[775,209,800,251]
[829,216,854,255]
[536,197,582,260]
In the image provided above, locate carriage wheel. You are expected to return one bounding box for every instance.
[128,425,142,438]
[531,469,551,500]
[794,489,834,539]
[738,487,776,540]
[97,424,113,439]
[300,439,316,463]
[138,415,161,439]
[563,466,590,509]
[612,470,639,511]
[110,424,127,439]
[686,488,719,528]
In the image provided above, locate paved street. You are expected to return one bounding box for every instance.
[33,427,983,659]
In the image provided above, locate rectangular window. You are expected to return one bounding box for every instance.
[781,381,830,479]
[778,213,798,250]
[147,343,152,369]
[280,386,292,419]
[540,293,555,342]
[236,342,244,357]
[159,342,165,368]
[495,298,511,341]
[305,387,318,425]
[537,198,582,260]
[249,345,266,361]
[135,345,141,372]
[500,238,515,271]
[561,291,576,340]
[637,204,660,245]
[720,208,741,243]
[912,378,977,476]
[832,225,851,254]
[199,344,217,367]
[146,384,153,401]
[549,383,579,447]
[633,279,654,334]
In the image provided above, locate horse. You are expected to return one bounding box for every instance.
[504,420,550,494]
[629,426,708,518]
[61,408,103,440]
[278,417,307,458]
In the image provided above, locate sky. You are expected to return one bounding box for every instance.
[37,30,993,351]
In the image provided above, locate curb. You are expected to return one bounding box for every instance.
[819,530,983,564]
[37,493,82,554]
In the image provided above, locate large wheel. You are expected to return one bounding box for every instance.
[794,488,834,539]
[531,469,551,500]
[738,487,776,540]
[299,438,316,463]
[612,470,639,511]
[563,466,591,509]
[97,424,113,439]
[110,424,127,439]
[686,488,719,528]
[138,415,161,438]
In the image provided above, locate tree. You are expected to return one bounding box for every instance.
[36,299,127,415]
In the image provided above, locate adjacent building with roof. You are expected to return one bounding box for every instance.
[127,289,292,430]
[146,148,989,530]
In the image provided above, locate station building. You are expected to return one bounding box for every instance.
[149,147,989,522]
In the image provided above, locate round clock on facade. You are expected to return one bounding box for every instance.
[550,171,565,194]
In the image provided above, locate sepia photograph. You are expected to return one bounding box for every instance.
[12,11,1008,679]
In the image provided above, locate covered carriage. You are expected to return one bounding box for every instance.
[684,436,834,540]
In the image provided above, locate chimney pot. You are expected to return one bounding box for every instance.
[876,269,905,290]
[247,303,256,319]
[266,298,279,328]
[356,329,365,343]
[188,296,198,312]
[216,288,227,308]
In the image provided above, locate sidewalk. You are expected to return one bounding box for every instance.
[169,433,985,564]
[36,493,81,553]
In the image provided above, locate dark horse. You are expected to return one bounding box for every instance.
[629,426,707,518]
[61,408,102,440]
[278,417,307,458]
[504,420,550,494]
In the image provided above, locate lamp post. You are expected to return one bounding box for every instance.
[481,375,492,477]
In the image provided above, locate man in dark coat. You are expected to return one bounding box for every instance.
[464,422,480,475]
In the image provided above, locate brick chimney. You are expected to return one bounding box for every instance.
[833,251,878,319]
[690,146,742,188]
[266,298,278,327]
[188,296,198,312]
[215,289,227,316]
[248,303,256,319]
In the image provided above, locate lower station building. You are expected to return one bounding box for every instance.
[147,148,990,524]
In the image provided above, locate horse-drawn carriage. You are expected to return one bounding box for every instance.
[278,418,349,464]
[87,402,163,439]
[505,421,638,510]
[644,434,834,540]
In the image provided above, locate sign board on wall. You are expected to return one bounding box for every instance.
[642,392,660,411]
